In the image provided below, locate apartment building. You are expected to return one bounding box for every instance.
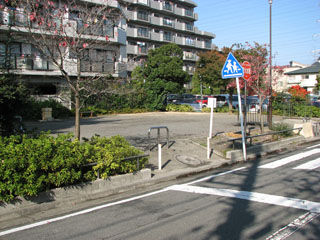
[0,0,127,108]
[122,0,215,76]
[0,0,215,107]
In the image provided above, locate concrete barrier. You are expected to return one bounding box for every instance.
[226,136,305,161]
[0,169,151,222]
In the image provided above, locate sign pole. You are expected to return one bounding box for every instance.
[236,77,246,161]
[207,98,216,159]
[221,53,246,161]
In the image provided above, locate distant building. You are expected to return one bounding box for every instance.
[285,59,320,94]
[122,0,215,79]
[274,61,310,93]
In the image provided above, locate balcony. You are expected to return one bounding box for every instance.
[127,28,150,39]
[150,15,161,25]
[183,52,197,61]
[175,36,184,45]
[150,31,162,41]
[80,61,114,73]
[150,1,161,10]
[0,54,58,71]
[127,45,149,55]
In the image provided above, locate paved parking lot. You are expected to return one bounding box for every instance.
[26,112,242,144]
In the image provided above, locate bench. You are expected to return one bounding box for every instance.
[227,127,303,149]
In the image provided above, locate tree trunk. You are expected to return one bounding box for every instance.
[75,94,80,140]
[259,96,264,133]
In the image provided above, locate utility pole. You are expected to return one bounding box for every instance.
[268,0,273,129]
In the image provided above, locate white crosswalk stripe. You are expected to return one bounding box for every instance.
[259,148,320,169]
[168,185,320,213]
[293,158,320,170]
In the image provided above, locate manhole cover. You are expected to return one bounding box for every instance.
[174,154,204,166]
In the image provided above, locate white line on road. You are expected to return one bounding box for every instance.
[168,185,320,213]
[0,188,169,237]
[265,212,320,240]
[259,148,320,169]
[307,143,320,149]
[0,167,243,237]
[185,167,247,185]
[293,158,320,170]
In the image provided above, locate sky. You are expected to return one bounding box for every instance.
[194,0,320,66]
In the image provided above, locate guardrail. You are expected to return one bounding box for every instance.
[227,127,303,150]
[83,154,149,179]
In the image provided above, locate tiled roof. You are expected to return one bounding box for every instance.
[286,62,320,75]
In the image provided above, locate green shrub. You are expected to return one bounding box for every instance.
[271,123,293,138]
[166,104,194,112]
[88,135,148,179]
[21,99,72,120]
[0,133,148,202]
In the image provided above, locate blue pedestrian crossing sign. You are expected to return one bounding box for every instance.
[221,52,244,79]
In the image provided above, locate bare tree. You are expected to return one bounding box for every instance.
[4,0,125,139]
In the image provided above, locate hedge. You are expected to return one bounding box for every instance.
[0,133,148,202]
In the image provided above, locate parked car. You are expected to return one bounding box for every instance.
[166,94,181,104]
[246,96,268,113]
[181,93,196,103]
[195,95,214,107]
[214,94,229,107]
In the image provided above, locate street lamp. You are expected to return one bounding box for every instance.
[268,0,273,128]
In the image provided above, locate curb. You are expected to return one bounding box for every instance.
[226,136,306,161]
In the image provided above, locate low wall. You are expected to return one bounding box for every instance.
[0,169,151,223]
[226,136,305,161]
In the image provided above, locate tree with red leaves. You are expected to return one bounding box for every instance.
[2,0,125,139]
[288,85,309,100]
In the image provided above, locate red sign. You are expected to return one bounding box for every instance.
[242,61,251,80]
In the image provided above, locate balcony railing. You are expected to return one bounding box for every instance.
[80,61,114,73]
[0,54,57,71]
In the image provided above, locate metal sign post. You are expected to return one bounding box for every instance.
[221,52,247,161]
[207,98,216,159]
[236,77,247,161]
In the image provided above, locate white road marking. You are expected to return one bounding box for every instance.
[168,185,320,213]
[293,158,320,170]
[0,167,243,237]
[185,167,246,185]
[0,188,169,237]
[307,143,320,149]
[265,212,320,240]
[259,148,320,169]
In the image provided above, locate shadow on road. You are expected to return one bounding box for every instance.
[203,158,263,240]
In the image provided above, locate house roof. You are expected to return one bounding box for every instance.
[286,62,320,75]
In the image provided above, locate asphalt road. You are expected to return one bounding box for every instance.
[2,142,319,240]
[25,112,281,148]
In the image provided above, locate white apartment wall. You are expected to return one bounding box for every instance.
[274,62,311,93]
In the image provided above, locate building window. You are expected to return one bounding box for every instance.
[185,8,193,17]
[138,27,149,38]
[163,1,173,11]
[205,39,211,48]
[185,22,193,31]
[302,75,309,79]
[138,10,148,21]
[185,37,194,46]
[164,31,172,41]
[163,17,173,26]
[137,42,147,54]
